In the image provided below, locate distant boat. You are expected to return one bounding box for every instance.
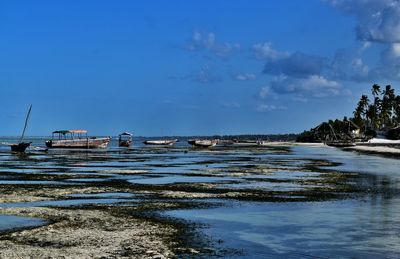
[188,139,218,147]
[118,132,133,147]
[143,139,177,146]
[45,130,111,149]
[10,105,32,152]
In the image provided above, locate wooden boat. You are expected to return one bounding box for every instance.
[10,105,32,152]
[11,142,32,152]
[143,139,177,146]
[188,139,218,147]
[45,130,111,149]
[118,132,133,147]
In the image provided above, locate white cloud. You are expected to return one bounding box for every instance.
[263,51,327,78]
[259,87,270,99]
[183,31,240,58]
[270,75,344,97]
[196,65,222,83]
[252,42,289,60]
[351,58,369,78]
[374,43,400,79]
[328,0,400,43]
[233,73,257,81]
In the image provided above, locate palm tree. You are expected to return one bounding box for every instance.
[383,85,395,98]
[372,84,381,97]
[382,85,396,127]
[353,94,369,128]
[366,104,377,129]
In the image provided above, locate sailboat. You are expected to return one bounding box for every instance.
[10,105,32,152]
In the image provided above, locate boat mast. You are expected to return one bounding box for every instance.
[19,104,32,143]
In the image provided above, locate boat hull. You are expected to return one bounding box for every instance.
[188,139,218,147]
[119,140,132,147]
[45,137,111,149]
[10,142,31,152]
[143,139,177,146]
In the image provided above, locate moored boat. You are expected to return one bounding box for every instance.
[45,130,111,149]
[10,142,32,152]
[10,104,32,152]
[143,139,177,146]
[118,132,133,147]
[188,139,218,147]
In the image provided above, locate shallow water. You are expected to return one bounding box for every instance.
[0,215,47,233]
[168,198,400,258]
[0,137,400,257]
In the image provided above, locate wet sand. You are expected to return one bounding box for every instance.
[0,140,398,257]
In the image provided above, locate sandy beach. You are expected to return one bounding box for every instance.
[266,139,400,157]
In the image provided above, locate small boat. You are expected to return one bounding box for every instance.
[118,132,133,147]
[10,105,32,152]
[11,142,32,152]
[143,139,178,146]
[45,130,111,149]
[188,139,218,147]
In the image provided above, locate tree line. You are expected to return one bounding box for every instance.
[297,84,400,142]
[352,84,400,130]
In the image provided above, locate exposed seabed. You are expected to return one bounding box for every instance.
[0,141,399,258]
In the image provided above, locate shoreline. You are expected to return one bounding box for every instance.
[265,141,400,157]
[345,145,400,157]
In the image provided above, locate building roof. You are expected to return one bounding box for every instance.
[119,132,132,136]
[52,129,88,134]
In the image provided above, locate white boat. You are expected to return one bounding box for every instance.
[143,139,177,146]
[45,130,111,149]
[188,139,218,147]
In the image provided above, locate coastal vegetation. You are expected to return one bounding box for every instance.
[297,84,400,142]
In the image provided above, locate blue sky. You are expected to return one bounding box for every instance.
[1,0,400,136]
